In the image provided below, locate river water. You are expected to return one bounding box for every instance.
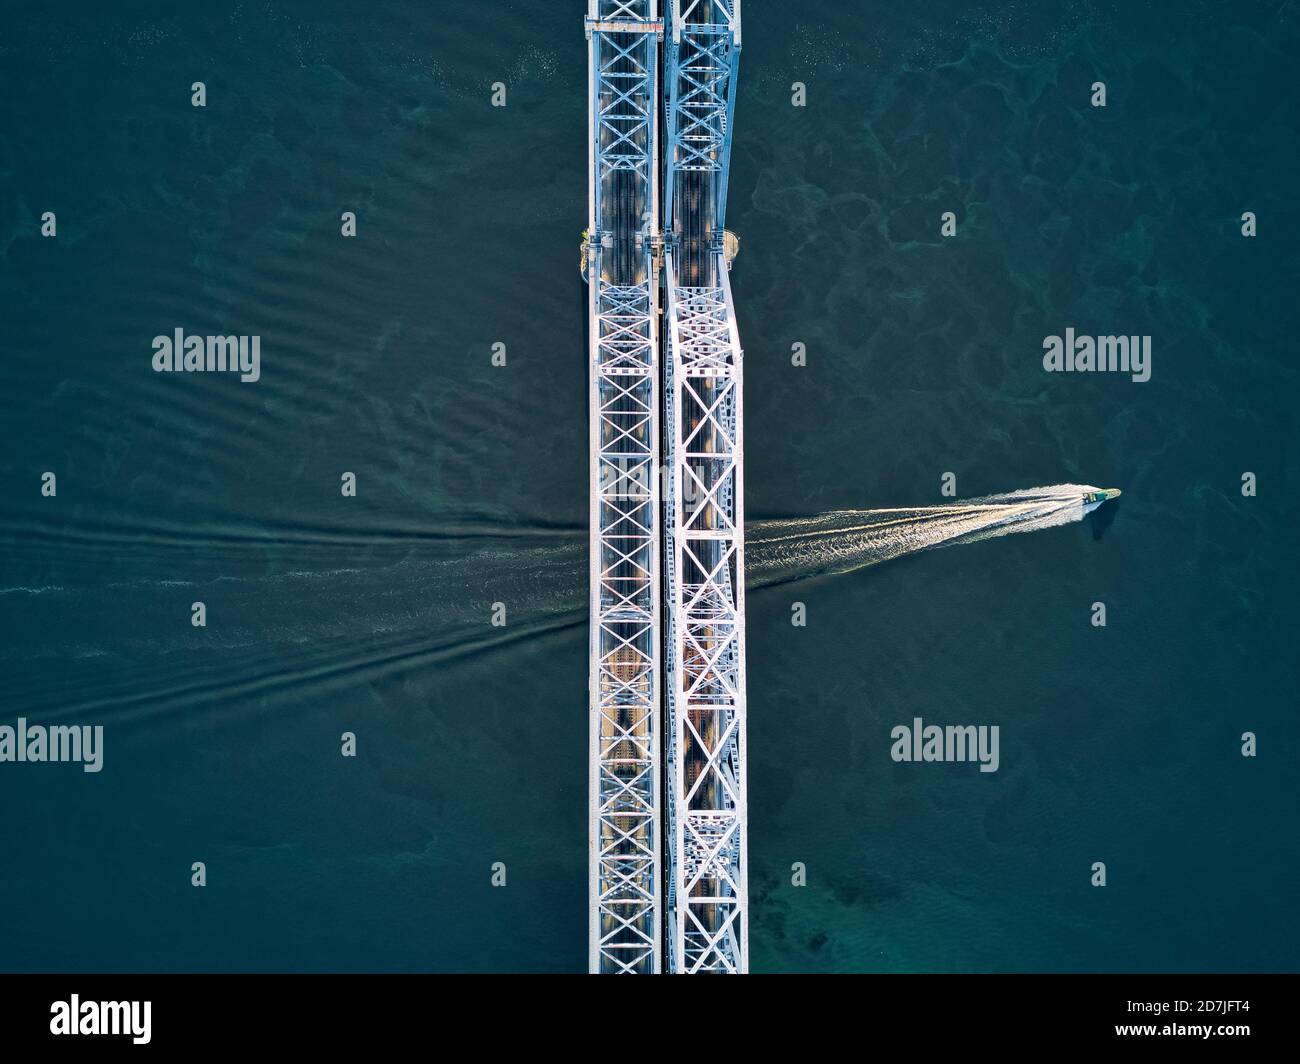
[0,1,1295,971]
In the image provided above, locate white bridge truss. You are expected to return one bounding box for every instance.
[586,0,664,975]
[662,249,748,974]
[662,0,747,974]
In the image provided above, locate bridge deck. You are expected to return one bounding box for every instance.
[586,0,663,976]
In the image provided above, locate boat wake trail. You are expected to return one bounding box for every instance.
[1,485,1110,721]
[749,484,1104,586]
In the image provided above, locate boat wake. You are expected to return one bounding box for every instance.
[0,485,1114,720]
[748,484,1105,586]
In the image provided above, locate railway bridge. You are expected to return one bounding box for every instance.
[585,0,746,975]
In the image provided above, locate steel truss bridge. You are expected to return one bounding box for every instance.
[586,0,746,975]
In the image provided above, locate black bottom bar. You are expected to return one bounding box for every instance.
[0,973,1288,1051]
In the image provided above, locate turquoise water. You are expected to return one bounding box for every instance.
[1,1,1296,971]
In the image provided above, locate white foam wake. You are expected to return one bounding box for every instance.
[748,484,1102,585]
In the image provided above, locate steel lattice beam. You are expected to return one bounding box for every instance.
[663,0,740,239]
[662,248,748,974]
[586,0,664,975]
[661,0,746,976]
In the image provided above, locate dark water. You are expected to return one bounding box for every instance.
[1,1,1296,972]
